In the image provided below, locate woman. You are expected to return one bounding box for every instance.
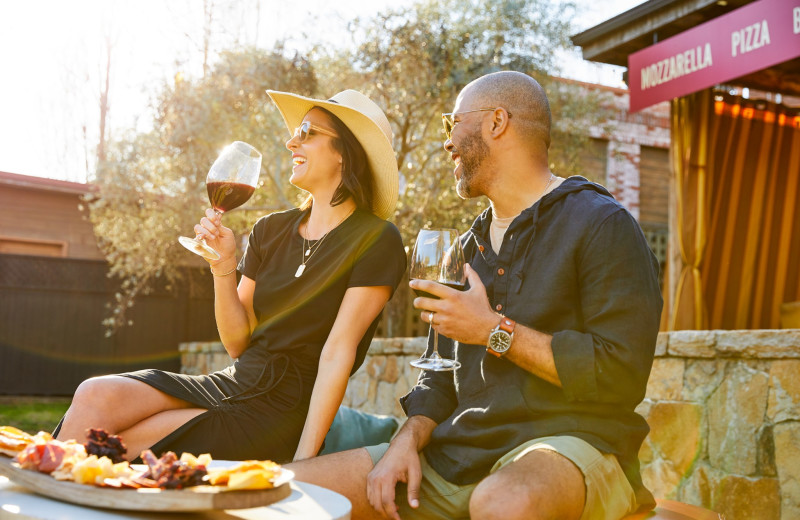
[55,89,406,463]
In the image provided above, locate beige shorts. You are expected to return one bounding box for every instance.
[365,435,638,520]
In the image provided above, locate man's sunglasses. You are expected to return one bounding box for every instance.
[292,121,339,142]
[441,107,512,140]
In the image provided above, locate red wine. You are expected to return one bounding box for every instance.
[207,181,255,212]
[412,281,465,300]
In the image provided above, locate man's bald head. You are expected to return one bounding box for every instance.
[461,71,551,149]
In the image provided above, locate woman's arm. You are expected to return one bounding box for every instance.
[213,270,256,359]
[195,209,257,359]
[293,284,393,461]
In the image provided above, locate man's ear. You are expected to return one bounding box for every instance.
[488,108,510,138]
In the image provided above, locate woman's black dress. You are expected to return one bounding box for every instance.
[121,207,406,462]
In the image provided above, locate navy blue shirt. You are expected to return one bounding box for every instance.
[400,177,661,508]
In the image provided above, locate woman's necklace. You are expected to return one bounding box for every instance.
[295,209,354,278]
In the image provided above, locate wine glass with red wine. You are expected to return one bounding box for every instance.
[410,228,465,371]
[178,141,262,260]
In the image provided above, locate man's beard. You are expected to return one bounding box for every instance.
[455,131,490,199]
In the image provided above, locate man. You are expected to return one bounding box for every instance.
[289,71,662,520]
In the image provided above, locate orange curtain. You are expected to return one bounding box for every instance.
[700,93,800,329]
[670,90,711,330]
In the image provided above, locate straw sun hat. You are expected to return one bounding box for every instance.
[266,89,399,220]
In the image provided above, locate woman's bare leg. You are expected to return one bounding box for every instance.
[117,408,207,461]
[57,375,196,443]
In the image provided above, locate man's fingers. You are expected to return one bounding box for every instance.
[406,461,422,509]
[382,493,401,520]
[366,472,381,513]
[367,471,400,520]
[465,263,483,288]
[410,278,441,297]
[377,478,400,520]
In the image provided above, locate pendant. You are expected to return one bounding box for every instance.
[295,264,306,277]
[305,249,311,256]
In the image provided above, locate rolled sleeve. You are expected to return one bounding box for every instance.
[400,332,458,422]
[551,330,599,401]
[400,382,457,425]
[550,210,662,405]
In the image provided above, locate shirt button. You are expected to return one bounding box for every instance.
[495,304,503,311]
[497,268,505,276]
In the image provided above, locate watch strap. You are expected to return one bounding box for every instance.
[498,317,516,334]
[487,345,503,358]
[487,317,516,357]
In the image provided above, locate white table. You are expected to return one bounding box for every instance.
[0,475,351,520]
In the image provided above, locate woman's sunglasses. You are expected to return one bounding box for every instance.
[293,121,339,142]
[441,107,511,141]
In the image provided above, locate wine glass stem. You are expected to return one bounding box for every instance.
[430,329,441,360]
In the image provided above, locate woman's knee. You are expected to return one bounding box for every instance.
[72,376,131,410]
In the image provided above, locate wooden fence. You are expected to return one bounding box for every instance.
[0,254,218,396]
[0,253,431,396]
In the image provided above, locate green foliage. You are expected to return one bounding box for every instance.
[336,0,604,245]
[87,0,609,335]
[88,46,317,331]
[310,0,608,334]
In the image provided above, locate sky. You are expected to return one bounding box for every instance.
[0,0,645,183]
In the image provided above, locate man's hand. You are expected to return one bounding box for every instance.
[366,433,422,519]
[410,264,498,346]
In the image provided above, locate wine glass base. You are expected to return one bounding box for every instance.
[178,236,221,261]
[409,358,461,371]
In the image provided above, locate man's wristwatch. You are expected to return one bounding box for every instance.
[487,317,516,357]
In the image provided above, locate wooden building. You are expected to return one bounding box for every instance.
[0,171,217,396]
[0,171,103,259]
[569,80,672,276]
[573,0,800,331]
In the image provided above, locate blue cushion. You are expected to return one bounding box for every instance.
[320,406,400,455]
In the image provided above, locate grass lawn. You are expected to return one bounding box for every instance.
[0,398,70,434]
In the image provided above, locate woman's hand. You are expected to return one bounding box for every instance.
[193,208,237,266]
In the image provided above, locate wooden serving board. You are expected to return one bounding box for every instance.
[0,455,292,512]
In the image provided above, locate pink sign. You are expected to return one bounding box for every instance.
[628,0,800,112]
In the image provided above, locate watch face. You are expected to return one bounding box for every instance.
[490,330,512,353]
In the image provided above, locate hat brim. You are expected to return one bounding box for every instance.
[266,90,399,221]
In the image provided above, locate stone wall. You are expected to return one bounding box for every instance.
[640,330,800,520]
[180,329,800,520]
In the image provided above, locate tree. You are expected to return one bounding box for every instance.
[88,0,611,335]
[96,34,114,167]
[314,0,610,334]
[87,46,316,331]
[334,0,608,243]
